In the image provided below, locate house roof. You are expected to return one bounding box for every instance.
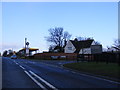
[70,39,94,53]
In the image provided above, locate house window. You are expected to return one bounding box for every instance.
[68,47,72,50]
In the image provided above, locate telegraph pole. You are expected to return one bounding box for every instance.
[25,38,27,57]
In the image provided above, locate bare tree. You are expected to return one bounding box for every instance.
[63,31,72,46]
[2,50,8,57]
[112,39,120,51]
[46,27,63,47]
[77,36,85,41]
[63,31,71,40]
[45,27,71,52]
[8,49,14,56]
[94,41,101,45]
[48,45,55,52]
[77,36,93,41]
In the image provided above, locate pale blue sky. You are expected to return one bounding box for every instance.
[2,2,118,52]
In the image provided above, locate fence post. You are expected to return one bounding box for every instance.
[95,54,98,63]
[77,53,79,62]
[117,53,120,66]
[106,53,109,64]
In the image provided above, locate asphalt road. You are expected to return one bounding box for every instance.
[2,57,120,89]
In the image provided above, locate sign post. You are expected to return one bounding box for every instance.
[25,38,29,57]
[26,42,29,56]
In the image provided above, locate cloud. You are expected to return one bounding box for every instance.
[0,43,22,52]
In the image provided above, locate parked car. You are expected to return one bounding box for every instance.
[11,55,17,59]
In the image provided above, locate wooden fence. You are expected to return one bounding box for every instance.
[77,52,120,64]
[32,52,120,65]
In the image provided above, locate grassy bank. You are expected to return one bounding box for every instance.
[63,62,120,80]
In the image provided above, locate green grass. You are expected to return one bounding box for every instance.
[63,62,120,80]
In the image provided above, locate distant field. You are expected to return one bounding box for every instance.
[63,62,120,81]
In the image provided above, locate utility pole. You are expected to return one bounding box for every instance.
[25,38,27,57]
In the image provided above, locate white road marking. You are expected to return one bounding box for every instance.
[19,65,25,70]
[58,63,62,64]
[29,70,58,90]
[15,63,18,65]
[71,71,76,74]
[39,62,60,69]
[29,62,36,64]
[24,71,47,90]
[12,59,120,85]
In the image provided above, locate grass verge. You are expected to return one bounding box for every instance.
[63,62,120,81]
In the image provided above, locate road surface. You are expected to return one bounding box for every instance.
[2,57,120,89]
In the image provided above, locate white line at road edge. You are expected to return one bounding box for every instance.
[29,70,58,90]
[19,65,25,70]
[15,62,18,65]
[24,70,47,90]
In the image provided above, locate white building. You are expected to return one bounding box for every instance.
[64,39,102,54]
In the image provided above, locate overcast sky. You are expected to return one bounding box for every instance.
[1,1,118,53]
